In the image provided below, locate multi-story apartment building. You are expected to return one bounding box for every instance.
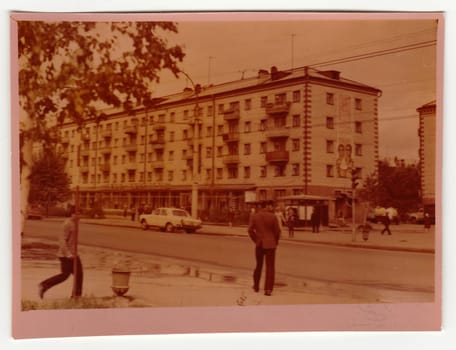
[417,100,436,217]
[57,66,381,223]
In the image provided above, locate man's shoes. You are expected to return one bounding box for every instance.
[264,290,272,296]
[38,283,45,299]
[253,286,259,293]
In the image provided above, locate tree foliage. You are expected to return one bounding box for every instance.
[358,159,421,214]
[18,21,185,144]
[28,149,72,214]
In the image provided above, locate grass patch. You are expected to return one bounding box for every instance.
[21,294,149,310]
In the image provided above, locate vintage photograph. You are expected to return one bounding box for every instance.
[12,12,442,337]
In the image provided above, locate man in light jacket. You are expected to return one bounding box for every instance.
[248,200,281,296]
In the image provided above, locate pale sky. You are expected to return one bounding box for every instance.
[153,16,438,161]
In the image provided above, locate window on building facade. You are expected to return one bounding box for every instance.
[183,129,188,140]
[326,92,335,105]
[156,150,164,161]
[326,116,335,129]
[112,173,117,183]
[274,189,286,200]
[139,172,144,182]
[244,143,251,155]
[355,98,362,110]
[121,173,125,183]
[326,164,334,177]
[148,153,152,162]
[218,104,224,114]
[182,170,187,181]
[259,120,266,131]
[158,114,166,123]
[183,110,189,120]
[113,155,117,165]
[244,121,251,133]
[355,144,362,156]
[228,166,238,179]
[293,90,301,103]
[259,190,267,201]
[260,142,267,154]
[139,153,145,163]
[292,114,300,127]
[149,115,154,125]
[207,126,212,137]
[292,138,300,151]
[155,169,163,182]
[244,166,250,178]
[169,150,174,161]
[274,164,286,177]
[355,121,362,133]
[148,172,152,182]
[217,146,223,157]
[170,112,175,123]
[206,147,212,158]
[260,96,268,107]
[275,93,287,104]
[292,163,299,176]
[168,171,173,182]
[128,170,136,182]
[260,166,267,177]
[326,140,335,153]
[207,105,213,117]
[355,167,362,178]
[140,135,145,145]
[217,168,223,179]
[245,99,252,110]
[206,169,212,180]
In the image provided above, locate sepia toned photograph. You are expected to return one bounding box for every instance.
[11,11,442,338]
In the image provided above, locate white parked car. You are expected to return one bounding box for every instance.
[139,207,202,233]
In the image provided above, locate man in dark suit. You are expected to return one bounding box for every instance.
[248,200,281,296]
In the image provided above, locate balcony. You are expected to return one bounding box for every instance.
[99,147,112,155]
[124,125,138,134]
[80,165,90,173]
[152,123,166,131]
[151,160,165,169]
[124,143,137,152]
[100,163,110,172]
[102,130,112,139]
[265,150,289,163]
[265,127,290,139]
[60,136,70,145]
[223,154,240,164]
[150,137,165,149]
[222,132,240,142]
[223,108,240,121]
[265,101,291,115]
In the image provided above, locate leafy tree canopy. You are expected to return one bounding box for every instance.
[18,21,185,143]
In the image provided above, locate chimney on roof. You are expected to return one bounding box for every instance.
[258,69,269,79]
[320,70,341,80]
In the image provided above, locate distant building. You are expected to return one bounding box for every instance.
[57,66,381,222]
[417,100,436,216]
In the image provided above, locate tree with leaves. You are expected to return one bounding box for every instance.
[29,148,72,216]
[17,20,185,231]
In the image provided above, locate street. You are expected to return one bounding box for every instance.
[22,219,435,303]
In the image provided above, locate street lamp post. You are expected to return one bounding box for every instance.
[180,71,201,219]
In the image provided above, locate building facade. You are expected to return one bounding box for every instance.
[417,100,436,216]
[57,66,381,222]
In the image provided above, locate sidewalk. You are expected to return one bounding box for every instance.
[77,216,436,253]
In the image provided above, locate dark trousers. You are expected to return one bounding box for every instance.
[41,256,83,297]
[312,222,320,233]
[253,246,276,293]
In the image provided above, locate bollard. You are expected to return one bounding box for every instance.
[112,263,131,296]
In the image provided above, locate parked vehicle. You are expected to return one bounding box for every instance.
[367,206,399,225]
[139,207,202,233]
[407,208,425,224]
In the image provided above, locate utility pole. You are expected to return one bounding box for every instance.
[351,169,360,242]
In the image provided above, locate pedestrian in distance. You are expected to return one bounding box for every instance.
[286,207,297,238]
[38,207,83,299]
[381,213,392,235]
[424,213,432,231]
[311,207,320,233]
[248,200,281,296]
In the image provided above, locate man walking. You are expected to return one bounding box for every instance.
[38,207,83,299]
[248,200,281,296]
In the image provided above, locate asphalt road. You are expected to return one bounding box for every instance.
[22,220,435,299]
